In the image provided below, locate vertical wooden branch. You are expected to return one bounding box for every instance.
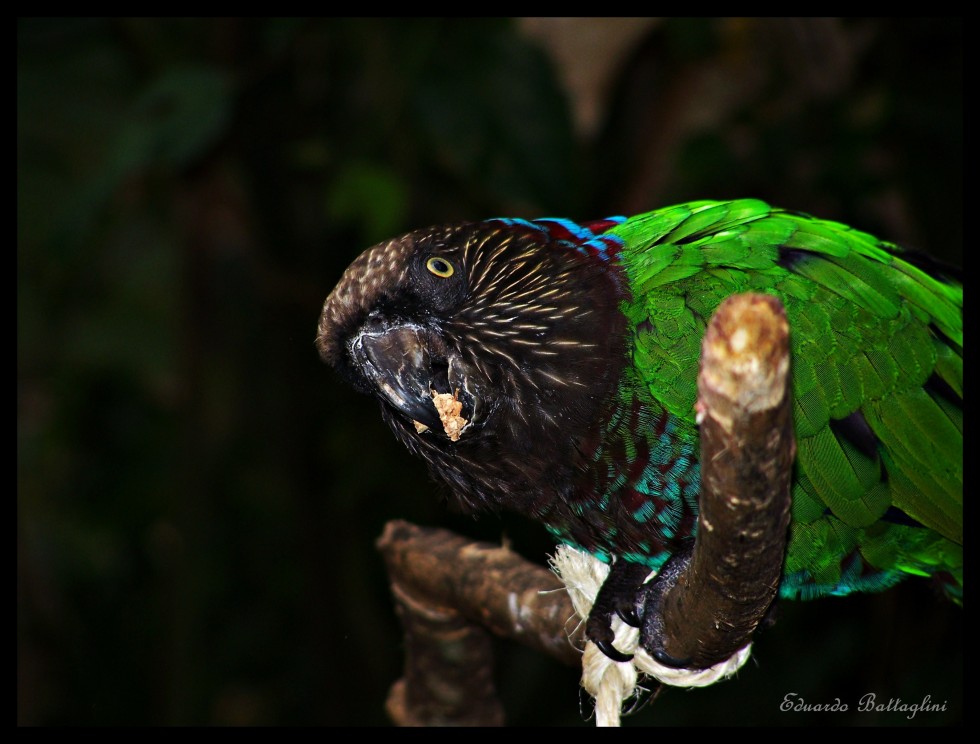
[657,292,794,668]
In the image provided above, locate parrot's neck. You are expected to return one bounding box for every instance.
[538,381,702,568]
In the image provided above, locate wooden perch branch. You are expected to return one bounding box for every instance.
[657,292,794,668]
[375,292,795,723]
[376,521,583,726]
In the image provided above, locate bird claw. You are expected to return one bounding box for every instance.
[593,639,634,663]
[585,559,651,662]
[616,605,641,628]
[649,646,692,669]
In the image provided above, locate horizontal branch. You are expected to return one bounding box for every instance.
[376,521,582,725]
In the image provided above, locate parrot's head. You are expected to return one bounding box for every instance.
[316,221,628,511]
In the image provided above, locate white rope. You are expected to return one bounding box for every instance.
[549,544,751,726]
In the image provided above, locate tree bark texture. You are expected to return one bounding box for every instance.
[658,292,794,668]
[376,521,583,726]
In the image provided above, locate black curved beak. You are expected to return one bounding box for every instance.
[349,323,484,440]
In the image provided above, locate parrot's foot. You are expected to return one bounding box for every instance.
[586,544,698,667]
[637,543,695,668]
[584,559,650,662]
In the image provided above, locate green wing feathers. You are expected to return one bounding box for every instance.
[612,199,963,600]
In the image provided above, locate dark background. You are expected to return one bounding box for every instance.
[18,18,962,726]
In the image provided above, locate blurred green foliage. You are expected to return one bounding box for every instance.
[18,18,961,726]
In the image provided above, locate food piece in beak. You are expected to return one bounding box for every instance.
[431,390,468,442]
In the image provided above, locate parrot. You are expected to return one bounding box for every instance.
[315,198,962,665]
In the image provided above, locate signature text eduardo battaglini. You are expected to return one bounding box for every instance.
[780,692,947,720]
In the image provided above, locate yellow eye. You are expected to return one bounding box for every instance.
[426,256,455,278]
